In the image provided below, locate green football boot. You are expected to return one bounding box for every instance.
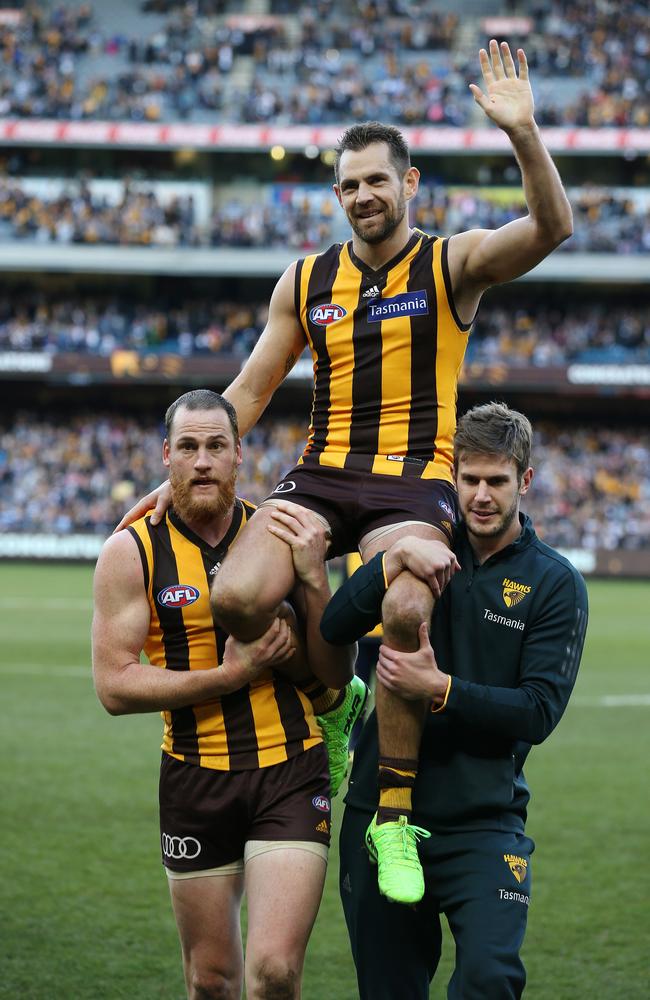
[317,675,369,797]
[365,813,431,904]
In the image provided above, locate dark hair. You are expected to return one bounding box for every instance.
[453,402,533,480]
[164,389,239,441]
[334,121,411,184]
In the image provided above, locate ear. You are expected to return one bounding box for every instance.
[404,166,420,202]
[332,182,343,208]
[162,438,171,469]
[235,439,243,468]
[519,466,534,496]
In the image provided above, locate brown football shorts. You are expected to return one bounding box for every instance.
[263,462,458,557]
[159,744,331,874]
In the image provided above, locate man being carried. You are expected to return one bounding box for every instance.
[118,42,573,903]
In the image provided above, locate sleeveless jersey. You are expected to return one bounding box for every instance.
[128,501,321,771]
[294,231,471,482]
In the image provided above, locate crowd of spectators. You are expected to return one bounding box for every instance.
[1,411,648,553]
[0,1,647,125]
[0,177,648,255]
[1,292,648,364]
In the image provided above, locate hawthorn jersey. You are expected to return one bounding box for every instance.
[128,502,321,771]
[295,232,471,482]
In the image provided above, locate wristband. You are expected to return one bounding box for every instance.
[431,674,452,713]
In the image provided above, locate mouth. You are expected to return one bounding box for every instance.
[470,509,498,521]
[192,479,218,487]
[356,209,382,220]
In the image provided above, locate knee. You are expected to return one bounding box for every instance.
[188,967,238,1000]
[247,957,299,1000]
[381,576,433,647]
[211,577,259,633]
[456,955,525,1000]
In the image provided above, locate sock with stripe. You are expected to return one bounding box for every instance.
[300,679,344,716]
[377,756,418,825]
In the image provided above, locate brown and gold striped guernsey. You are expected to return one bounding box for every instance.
[127,500,321,771]
[295,231,471,482]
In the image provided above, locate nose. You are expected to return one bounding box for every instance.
[475,480,491,502]
[194,447,211,469]
[356,181,374,204]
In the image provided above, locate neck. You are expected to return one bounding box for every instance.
[175,505,235,548]
[351,224,413,270]
[470,513,523,565]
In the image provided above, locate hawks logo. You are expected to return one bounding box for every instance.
[504,854,528,884]
[502,577,532,608]
[309,303,347,326]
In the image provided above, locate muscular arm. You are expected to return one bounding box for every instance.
[449,42,573,321]
[223,262,308,436]
[92,531,293,715]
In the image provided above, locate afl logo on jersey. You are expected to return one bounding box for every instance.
[309,303,347,326]
[157,585,200,608]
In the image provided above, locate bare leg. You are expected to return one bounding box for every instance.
[363,524,448,821]
[212,506,298,641]
[168,872,245,1000]
[244,847,327,1000]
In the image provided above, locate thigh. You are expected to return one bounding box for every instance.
[434,832,534,1000]
[339,807,441,1000]
[359,477,458,557]
[244,846,327,972]
[169,870,245,996]
[215,505,297,617]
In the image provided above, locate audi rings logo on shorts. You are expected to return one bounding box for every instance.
[273,481,296,494]
[161,833,202,860]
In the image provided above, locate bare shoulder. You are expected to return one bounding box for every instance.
[447,229,492,275]
[93,529,144,599]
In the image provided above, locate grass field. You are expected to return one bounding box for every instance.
[1,562,649,999]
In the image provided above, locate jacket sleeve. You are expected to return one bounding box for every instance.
[320,552,387,645]
[445,568,588,744]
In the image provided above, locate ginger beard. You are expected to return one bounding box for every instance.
[169,461,237,526]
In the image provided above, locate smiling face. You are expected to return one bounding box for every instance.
[455,451,533,556]
[163,405,242,528]
[333,142,419,247]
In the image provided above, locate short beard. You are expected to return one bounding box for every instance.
[349,193,406,246]
[466,494,520,541]
[169,465,237,527]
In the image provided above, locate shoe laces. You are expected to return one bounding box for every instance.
[377,816,431,864]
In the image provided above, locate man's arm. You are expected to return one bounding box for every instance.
[376,570,589,744]
[268,500,356,689]
[449,41,573,321]
[223,262,308,436]
[113,263,307,531]
[320,537,459,644]
[92,531,294,715]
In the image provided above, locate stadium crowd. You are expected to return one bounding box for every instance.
[0,177,648,256]
[0,1,647,126]
[1,412,648,553]
[2,293,648,364]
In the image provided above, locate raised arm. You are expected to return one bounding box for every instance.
[92,530,294,714]
[449,41,573,322]
[224,262,308,436]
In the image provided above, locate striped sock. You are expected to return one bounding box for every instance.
[301,680,344,715]
[377,756,418,825]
